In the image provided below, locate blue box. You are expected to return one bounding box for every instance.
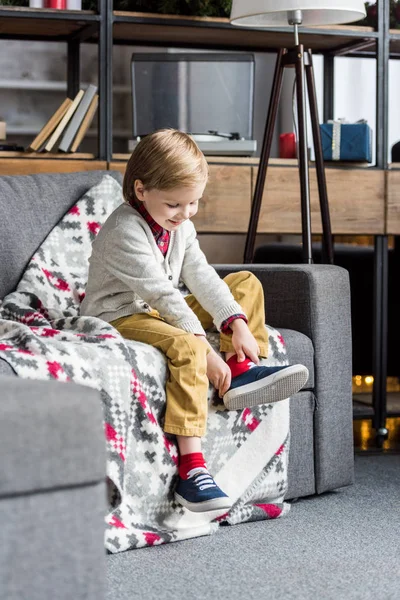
[320,122,372,162]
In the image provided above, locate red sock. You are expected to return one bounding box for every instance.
[178,452,207,479]
[227,355,255,379]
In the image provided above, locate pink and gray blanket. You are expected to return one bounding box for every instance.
[0,175,291,552]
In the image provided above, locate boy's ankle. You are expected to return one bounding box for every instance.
[227,354,255,379]
[178,451,207,480]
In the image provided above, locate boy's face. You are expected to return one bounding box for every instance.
[134,180,206,232]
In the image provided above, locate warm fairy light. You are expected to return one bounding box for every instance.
[360,421,370,451]
[352,374,375,392]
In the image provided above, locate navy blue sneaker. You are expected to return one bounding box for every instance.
[223,363,309,411]
[175,468,232,513]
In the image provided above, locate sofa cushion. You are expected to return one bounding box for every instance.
[0,169,122,299]
[279,328,314,389]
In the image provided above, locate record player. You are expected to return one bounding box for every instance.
[129,52,257,157]
[128,130,257,156]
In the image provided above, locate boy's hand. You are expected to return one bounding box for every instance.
[230,319,260,364]
[195,335,231,397]
[206,349,232,398]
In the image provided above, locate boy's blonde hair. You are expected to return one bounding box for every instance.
[123,129,209,203]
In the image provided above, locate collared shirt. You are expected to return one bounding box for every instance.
[128,198,246,333]
[130,198,170,256]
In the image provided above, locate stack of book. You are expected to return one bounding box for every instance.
[28,84,99,154]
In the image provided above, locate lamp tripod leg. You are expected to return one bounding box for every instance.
[305,49,334,265]
[294,44,313,264]
[243,49,285,264]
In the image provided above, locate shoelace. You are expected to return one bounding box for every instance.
[187,467,217,491]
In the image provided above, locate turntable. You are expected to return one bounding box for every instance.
[130,52,257,157]
[128,130,257,157]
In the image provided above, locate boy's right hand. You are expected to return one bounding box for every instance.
[206,349,232,398]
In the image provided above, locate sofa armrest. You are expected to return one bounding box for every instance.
[0,376,106,495]
[0,376,107,600]
[214,264,354,494]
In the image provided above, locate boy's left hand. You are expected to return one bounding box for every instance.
[230,319,260,364]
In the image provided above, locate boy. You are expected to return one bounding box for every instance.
[81,129,308,513]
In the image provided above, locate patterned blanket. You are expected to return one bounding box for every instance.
[0,174,291,552]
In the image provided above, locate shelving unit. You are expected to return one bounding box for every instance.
[0,1,397,442]
[0,4,397,161]
[0,4,396,160]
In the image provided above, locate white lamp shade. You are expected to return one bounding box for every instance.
[230,0,366,27]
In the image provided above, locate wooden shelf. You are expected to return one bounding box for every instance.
[113,12,376,55]
[0,7,98,41]
[254,166,385,235]
[0,157,106,175]
[2,9,395,57]
[386,170,400,234]
[0,151,95,159]
[0,157,389,236]
[0,8,377,53]
[112,154,375,168]
[109,160,386,235]
[112,153,261,165]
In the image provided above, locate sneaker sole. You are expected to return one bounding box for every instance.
[174,492,233,513]
[223,364,309,411]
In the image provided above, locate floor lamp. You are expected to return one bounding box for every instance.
[230,0,366,264]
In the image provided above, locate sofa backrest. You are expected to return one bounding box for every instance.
[0,170,123,300]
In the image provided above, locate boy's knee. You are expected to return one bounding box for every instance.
[179,332,209,360]
[236,270,261,288]
[238,270,255,279]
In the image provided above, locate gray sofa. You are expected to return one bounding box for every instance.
[0,170,354,600]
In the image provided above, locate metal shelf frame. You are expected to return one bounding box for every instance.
[372,0,390,442]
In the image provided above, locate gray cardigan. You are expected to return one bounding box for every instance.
[80,203,245,335]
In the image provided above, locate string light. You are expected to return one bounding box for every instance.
[352,375,374,392]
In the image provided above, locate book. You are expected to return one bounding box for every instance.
[44,89,84,152]
[27,97,72,151]
[69,94,99,153]
[58,84,98,152]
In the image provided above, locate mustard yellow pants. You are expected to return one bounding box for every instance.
[111,271,268,437]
